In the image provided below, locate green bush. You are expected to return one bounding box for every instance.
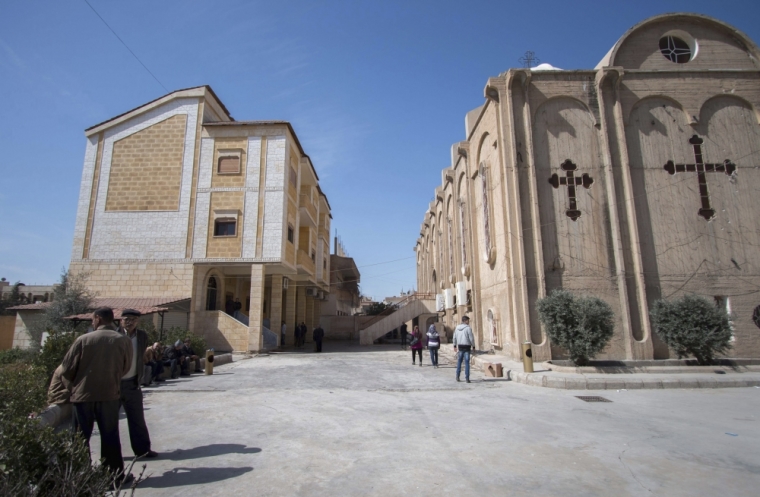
[0,348,38,366]
[650,294,733,365]
[0,416,112,496]
[536,290,615,366]
[0,363,48,419]
[37,331,80,382]
[0,338,116,495]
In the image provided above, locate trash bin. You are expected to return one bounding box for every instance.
[521,341,534,373]
[205,349,214,375]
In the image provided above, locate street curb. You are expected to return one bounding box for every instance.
[507,370,760,389]
[438,346,760,390]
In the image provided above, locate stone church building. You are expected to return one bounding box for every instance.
[70,86,332,352]
[416,13,760,361]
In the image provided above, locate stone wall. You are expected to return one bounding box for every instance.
[69,261,193,298]
[193,310,249,352]
[106,114,187,212]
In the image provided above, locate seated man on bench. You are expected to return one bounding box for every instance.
[182,338,203,373]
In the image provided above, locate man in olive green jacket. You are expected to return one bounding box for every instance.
[61,307,132,477]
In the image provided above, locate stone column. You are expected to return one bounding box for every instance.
[270,275,283,346]
[284,282,296,346]
[304,294,315,343]
[248,264,265,352]
[296,285,306,335]
[314,299,322,328]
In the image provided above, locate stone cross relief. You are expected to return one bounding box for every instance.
[664,135,736,221]
[548,159,594,221]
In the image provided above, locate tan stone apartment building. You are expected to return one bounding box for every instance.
[69,86,332,352]
[416,13,760,361]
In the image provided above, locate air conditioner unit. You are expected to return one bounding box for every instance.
[282,278,289,290]
[306,288,317,297]
[456,281,467,306]
[317,291,324,300]
[444,289,454,309]
[436,294,445,312]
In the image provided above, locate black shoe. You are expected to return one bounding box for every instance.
[180,372,191,377]
[195,369,203,373]
[140,450,158,458]
[155,377,165,382]
[171,374,178,379]
[456,377,460,382]
[466,379,471,383]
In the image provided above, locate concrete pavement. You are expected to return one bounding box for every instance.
[94,344,760,496]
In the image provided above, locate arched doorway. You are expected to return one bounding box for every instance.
[206,277,218,311]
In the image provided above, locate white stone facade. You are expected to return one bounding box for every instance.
[84,98,199,261]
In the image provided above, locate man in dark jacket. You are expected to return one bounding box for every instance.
[118,309,157,459]
[163,341,184,379]
[182,338,203,373]
[313,324,325,352]
[61,307,132,478]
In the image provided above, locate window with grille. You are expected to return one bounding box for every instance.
[214,219,236,237]
[287,225,294,243]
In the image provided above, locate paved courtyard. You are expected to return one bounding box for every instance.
[96,344,760,496]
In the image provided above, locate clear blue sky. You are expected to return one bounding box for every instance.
[1,0,758,299]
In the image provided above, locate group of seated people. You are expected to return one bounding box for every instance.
[142,338,203,386]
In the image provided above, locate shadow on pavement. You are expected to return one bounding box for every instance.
[160,443,262,460]
[138,466,254,488]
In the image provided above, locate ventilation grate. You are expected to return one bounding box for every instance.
[575,396,612,403]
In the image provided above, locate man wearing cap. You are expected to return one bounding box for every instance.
[60,307,132,478]
[453,315,476,383]
[118,309,157,459]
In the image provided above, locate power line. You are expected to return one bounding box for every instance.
[83,0,169,93]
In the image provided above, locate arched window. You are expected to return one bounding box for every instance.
[479,162,494,263]
[458,199,468,269]
[206,277,218,311]
[447,216,455,278]
[487,309,498,346]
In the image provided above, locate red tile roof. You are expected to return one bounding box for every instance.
[65,307,170,321]
[8,296,189,311]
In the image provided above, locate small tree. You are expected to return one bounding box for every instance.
[536,290,615,366]
[0,282,27,316]
[28,270,94,348]
[365,302,391,316]
[650,294,733,365]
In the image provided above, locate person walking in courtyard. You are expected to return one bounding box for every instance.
[453,316,476,382]
[60,307,133,479]
[400,323,408,350]
[426,323,440,368]
[313,324,325,352]
[117,309,158,459]
[410,325,423,366]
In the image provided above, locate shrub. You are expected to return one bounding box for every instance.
[37,331,80,382]
[0,363,48,419]
[0,416,113,497]
[650,294,733,365]
[536,290,615,366]
[0,348,38,366]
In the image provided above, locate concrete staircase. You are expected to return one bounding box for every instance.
[359,297,437,345]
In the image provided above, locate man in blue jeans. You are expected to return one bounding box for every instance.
[453,316,476,383]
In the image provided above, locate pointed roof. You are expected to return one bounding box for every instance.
[84,85,232,137]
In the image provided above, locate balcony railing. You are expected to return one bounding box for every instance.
[299,194,317,225]
[297,249,315,275]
